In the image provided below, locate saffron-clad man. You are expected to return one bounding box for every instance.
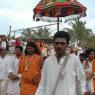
[18,42,42,95]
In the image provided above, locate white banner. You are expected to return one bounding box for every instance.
[35,16,62,23]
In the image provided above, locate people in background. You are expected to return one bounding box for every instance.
[79,53,85,63]
[83,48,95,95]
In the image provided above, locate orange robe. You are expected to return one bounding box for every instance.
[35,41,44,54]
[92,59,95,93]
[18,54,42,95]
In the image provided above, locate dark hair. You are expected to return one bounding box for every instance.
[25,42,41,55]
[0,47,2,51]
[15,46,23,51]
[79,53,85,58]
[53,31,70,44]
[85,48,95,58]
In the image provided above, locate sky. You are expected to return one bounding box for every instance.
[0,0,95,36]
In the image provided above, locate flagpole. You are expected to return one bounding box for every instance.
[57,17,59,32]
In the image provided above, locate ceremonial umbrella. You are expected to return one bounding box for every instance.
[33,0,87,32]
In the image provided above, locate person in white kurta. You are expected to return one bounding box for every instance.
[8,39,15,54]
[7,46,23,95]
[85,61,94,92]
[7,56,20,95]
[0,47,12,95]
[1,41,7,49]
[35,31,87,95]
[83,48,95,94]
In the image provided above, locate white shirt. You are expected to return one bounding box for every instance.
[0,55,12,80]
[1,41,6,49]
[7,55,20,95]
[8,39,15,46]
[35,54,86,95]
[85,61,94,93]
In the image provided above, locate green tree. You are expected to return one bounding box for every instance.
[86,35,95,48]
[36,27,51,39]
[68,19,93,47]
[22,27,52,40]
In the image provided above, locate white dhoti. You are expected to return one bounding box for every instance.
[7,80,20,95]
[7,93,19,95]
[0,80,9,95]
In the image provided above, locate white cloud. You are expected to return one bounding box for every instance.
[0,9,33,21]
[0,0,41,34]
[0,0,39,10]
[0,0,95,35]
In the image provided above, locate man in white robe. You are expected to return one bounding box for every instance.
[0,47,12,95]
[35,31,87,95]
[7,46,23,95]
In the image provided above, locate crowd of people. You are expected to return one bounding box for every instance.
[0,35,52,56]
[0,31,95,95]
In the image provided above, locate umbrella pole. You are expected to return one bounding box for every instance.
[57,17,59,32]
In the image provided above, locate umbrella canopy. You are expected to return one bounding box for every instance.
[33,0,87,19]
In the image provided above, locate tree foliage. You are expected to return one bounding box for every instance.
[22,27,52,40]
[36,27,51,39]
[86,35,95,48]
[68,19,95,48]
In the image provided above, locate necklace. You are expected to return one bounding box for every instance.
[25,55,34,71]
